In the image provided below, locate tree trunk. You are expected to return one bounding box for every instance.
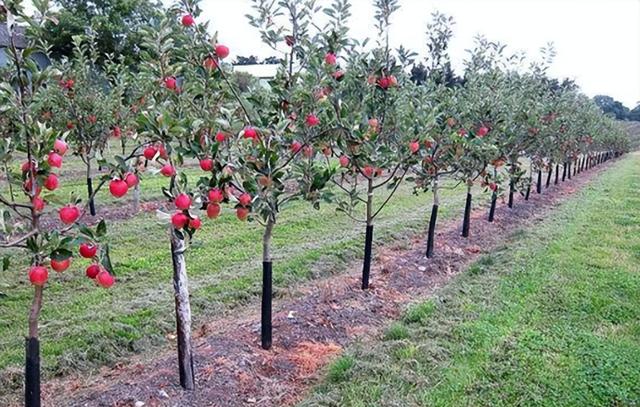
[488,191,497,222]
[361,179,374,289]
[262,217,275,348]
[170,228,195,390]
[545,165,552,188]
[426,176,440,258]
[508,179,514,208]
[562,162,567,181]
[525,184,531,200]
[86,161,96,217]
[555,164,559,185]
[536,170,542,194]
[461,184,472,238]
[568,161,572,180]
[25,286,43,407]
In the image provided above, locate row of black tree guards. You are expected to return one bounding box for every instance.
[22,151,619,404]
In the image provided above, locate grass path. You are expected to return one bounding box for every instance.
[301,153,640,407]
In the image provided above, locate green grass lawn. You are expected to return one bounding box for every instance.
[301,153,640,407]
[0,156,493,391]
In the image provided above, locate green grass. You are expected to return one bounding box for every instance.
[301,154,640,407]
[0,152,493,395]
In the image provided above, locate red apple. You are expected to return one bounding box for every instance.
[189,217,201,230]
[215,44,230,59]
[32,196,45,212]
[181,14,195,27]
[79,243,98,258]
[28,266,48,286]
[477,126,489,137]
[208,188,224,203]
[96,271,115,288]
[160,164,176,177]
[339,155,350,167]
[290,141,302,154]
[143,146,158,160]
[171,212,189,229]
[109,179,128,198]
[200,158,214,171]
[215,131,226,143]
[363,166,374,178]
[174,193,192,210]
[59,205,80,224]
[112,126,122,138]
[204,57,218,70]
[305,114,320,127]
[303,145,314,158]
[53,139,68,155]
[86,264,101,279]
[489,182,497,192]
[206,203,221,219]
[164,76,177,90]
[324,52,337,65]
[238,193,252,207]
[51,257,71,273]
[236,207,249,221]
[243,127,258,139]
[48,152,63,168]
[410,141,420,154]
[44,173,59,191]
[124,173,138,188]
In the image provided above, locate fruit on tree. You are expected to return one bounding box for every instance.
[164,76,177,90]
[324,52,337,65]
[215,131,226,143]
[477,126,489,137]
[59,205,80,224]
[53,139,68,155]
[208,188,224,203]
[206,203,221,219]
[32,196,45,212]
[489,182,497,192]
[189,217,201,230]
[171,212,189,229]
[410,141,420,154]
[290,141,302,154]
[339,155,350,167]
[160,164,176,177]
[305,114,320,127]
[28,266,48,286]
[48,152,63,168]
[243,127,258,139]
[236,207,249,221]
[79,243,98,258]
[181,14,195,27]
[124,173,138,188]
[238,193,252,207]
[112,126,122,138]
[303,146,314,158]
[109,179,128,198]
[204,57,218,70]
[51,257,71,273]
[143,146,158,160]
[215,44,230,59]
[363,166,374,178]
[86,264,101,279]
[174,193,192,210]
[44,173,59,191]
[96,270,115,288]
[199,158,214,171]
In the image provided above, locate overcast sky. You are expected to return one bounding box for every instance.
[195,0,640,108]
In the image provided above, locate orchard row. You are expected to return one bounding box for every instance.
[0,0,629,404]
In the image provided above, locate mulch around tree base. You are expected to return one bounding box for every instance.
[36,162,613,407]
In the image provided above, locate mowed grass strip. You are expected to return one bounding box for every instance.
[0,165,491,387]
[302,154,640,407]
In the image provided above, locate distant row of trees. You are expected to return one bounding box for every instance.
[593,95,640,122]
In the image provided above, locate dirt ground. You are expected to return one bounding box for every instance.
[29,160,613,407]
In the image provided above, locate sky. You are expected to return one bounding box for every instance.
[196,0,640,108]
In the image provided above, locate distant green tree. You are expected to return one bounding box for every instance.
[594,95,630,120]
[44,0,163,65]
[628,104,640,122]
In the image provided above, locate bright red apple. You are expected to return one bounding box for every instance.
[86,264,101,279]
[305,114,320,127]
[208,188,224,203]
[410,141,420,154]
[96,270,115,288]
[189,217,201,230]
[51,257,71,273]
[324,52,337,65]
[79,243,98,258]
[215,131,226,143]
[181,14,195,27]
[236,207,249,221]
[48,152,63,168]
[339,155,350,167]
[363,166,374,178]
[238,193,252,207]
[124,173,138,188]
[290,141,302,154]
[174,193,192,210]
[171,212,189,229]
[143,146,158,160]
[109,179,128,198]
[164,76,177,90]
[44,173,59,191]
[28,266,48,286]
[477,126,489,137]
[59,205,80,224]
[53,139,68,155]
[243,127,258,139]
[160,164,176,177]
[206,203,221,219]
[200,158,214,171]
[215,44,230,59]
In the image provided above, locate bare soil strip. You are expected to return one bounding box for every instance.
[37,160,614,407]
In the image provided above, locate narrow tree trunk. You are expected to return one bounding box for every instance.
[508,179,514,208]
[461,184,472,238]
[545,165,552,188]
[86,162,96,216]
[25,286,43,407]
[536,170,542,194]
[568,161,572,180]
[426,177,439,257]
[170,228,195,390]
[361,180,374,289]
[261,217,275,348]
[562,162,567,182]
[488,191,497,222]
[573,159,577,176]
[555,164,559,185]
